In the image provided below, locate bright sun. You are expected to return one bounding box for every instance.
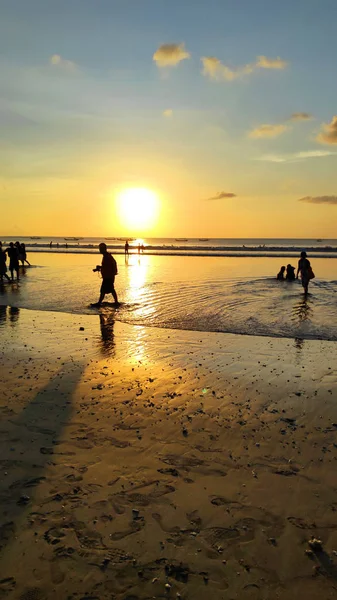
[116,187,159,231]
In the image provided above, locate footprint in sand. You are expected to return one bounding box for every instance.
[44,526,66,545]
[50,561,65,585]
[0,577,16,596]
[0,521,16,549]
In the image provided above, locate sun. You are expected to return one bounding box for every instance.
[116,187,159,232]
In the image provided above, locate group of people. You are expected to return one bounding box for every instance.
[277,251,314,294]
[124,240,144,255]
[0,241,30,282]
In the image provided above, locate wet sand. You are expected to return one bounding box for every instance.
[0,306,337,599]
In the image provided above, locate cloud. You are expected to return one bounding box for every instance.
[201,57,254,81]
[249,124,289,139]
[257,149,336,163]
[201,54,287,81]
[163,109,173,118]
[207,191,237,200]
[153,43,190,67]
[298,195,337,205]
[316,116,337,145]
[256,55,288,69]
[49,54,76,70]
[290,112,313,121]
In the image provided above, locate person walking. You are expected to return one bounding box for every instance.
[91,243,119,307]
[20,243,30,266]
[296,251,314,294]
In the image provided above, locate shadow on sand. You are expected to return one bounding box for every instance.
[0,362,84,557]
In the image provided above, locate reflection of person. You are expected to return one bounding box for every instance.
[296,251,313,294]
[125,241,129,255]
[91,242,119,307]
[6,242,20,281]
[99,313,115,355]
[277,266,285,281]
[286,264,296,281]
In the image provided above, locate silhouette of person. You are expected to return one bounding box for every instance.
[20,243,30,266]
[6,242,20,281]
[286,264,296,281]
[125,241,129,255]
[50,241,53,248]
[0,243,11,282]
[296,251,313,294]
[277,266,285,281]
[91,242,119,307]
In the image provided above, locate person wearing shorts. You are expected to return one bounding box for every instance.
[6,242,20,281]
[92,243,119,307]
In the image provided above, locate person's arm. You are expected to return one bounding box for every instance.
[296,260,300,279]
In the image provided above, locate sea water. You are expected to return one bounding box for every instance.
[1,252,337,342]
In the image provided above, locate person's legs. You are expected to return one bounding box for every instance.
[111,286,119,304]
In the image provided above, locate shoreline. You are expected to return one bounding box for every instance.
[1,308,337,599]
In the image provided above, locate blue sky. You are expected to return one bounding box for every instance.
[1,0,337,236]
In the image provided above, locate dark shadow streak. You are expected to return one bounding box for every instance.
[0,362,85,557]
[315,550,337,580]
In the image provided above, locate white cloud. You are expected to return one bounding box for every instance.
[316,116,337,145]
[201,54,288,82]
[256,55,288,69]
[153,43,190,67]
[163,109,173,118]
[257,150,336,163]
[49,54,77,71]
[298,195,337,205]
[248,124,289,139]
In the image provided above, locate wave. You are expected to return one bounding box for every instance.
[24,244,337,259]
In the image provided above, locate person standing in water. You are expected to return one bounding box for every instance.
[6,242,20,281]
[20,243,30,266]
[124,240,129,255]
[0,243,11,282]
[91,243,119,307]
[296,251,313,294]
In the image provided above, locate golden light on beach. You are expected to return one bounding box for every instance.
[116,188,159,231]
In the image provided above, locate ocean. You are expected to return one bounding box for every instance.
[1,239,337,342]
[1,236,337,258]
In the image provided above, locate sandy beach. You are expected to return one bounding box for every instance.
[0,306,336,599]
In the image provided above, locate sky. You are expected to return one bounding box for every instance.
[1,0,337,238]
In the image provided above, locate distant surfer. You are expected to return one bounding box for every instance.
[91,242,119,307]
[124,240,129,255]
